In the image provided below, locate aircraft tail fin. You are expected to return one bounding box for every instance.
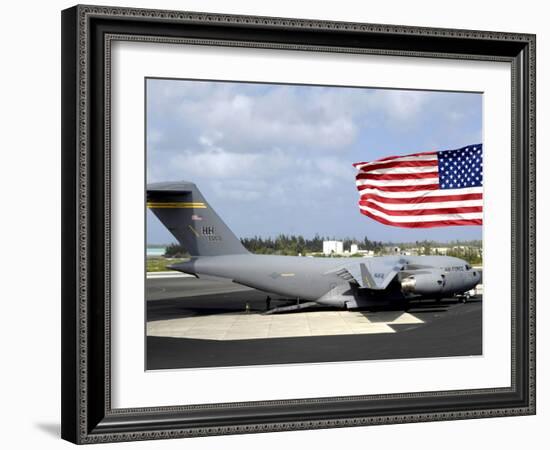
[147,181,249,257]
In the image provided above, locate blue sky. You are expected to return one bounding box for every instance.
[146,78,482,245]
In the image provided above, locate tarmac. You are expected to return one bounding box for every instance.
[146,275,482,370]
[147,310,424,340]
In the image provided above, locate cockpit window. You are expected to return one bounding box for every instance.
[465,264,471,270]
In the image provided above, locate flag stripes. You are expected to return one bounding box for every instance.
[357,186,483,198]
[360,198,483,211]
[358,207,483,228]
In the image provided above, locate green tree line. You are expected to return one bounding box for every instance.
[162,235,396,257]
[161,236,482,263]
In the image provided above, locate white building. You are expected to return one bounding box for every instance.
[323,240,343,256]
[350,244,359,254]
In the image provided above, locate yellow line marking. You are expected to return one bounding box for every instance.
[187,225,200,237]
[147,202,206,209]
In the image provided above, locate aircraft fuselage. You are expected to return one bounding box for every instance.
[171,254,481,309]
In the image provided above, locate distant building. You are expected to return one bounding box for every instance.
[350,244,359,254]
[323,240,343,256]
[384,246,401,254]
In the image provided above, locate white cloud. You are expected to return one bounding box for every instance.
[314,156,356,180]
[210,179,264,202]
[171,149,262,179]
[154,146,293,180]
[372,90,429,120]
[152,82,360,153]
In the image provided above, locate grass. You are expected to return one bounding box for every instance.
[146,257,186,272]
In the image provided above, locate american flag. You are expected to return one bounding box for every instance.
[353,144,483,228]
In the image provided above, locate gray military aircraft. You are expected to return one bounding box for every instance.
[147,181,482,312]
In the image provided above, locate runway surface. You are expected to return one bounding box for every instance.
[146,276,482,370]
[147,309,424,340]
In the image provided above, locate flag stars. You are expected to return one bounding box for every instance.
[438,144,483,190]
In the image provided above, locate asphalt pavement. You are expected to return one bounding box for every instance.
[146,276,482,370]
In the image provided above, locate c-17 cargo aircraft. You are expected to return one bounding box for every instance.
[148,182,481,312]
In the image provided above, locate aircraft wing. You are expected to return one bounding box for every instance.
[327,257,405,290]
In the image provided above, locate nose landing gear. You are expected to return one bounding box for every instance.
[457,293,471,303]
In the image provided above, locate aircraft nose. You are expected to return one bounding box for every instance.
[472,269,482,285]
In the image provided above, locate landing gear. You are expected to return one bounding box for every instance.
[457,293,471,303]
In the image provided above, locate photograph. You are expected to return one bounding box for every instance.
[145,78,484,370]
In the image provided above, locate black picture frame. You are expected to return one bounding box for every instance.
[61,4,536,444]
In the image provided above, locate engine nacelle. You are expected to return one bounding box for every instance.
[400,271,446,296]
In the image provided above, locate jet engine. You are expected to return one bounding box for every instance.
[400,270,446,296]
